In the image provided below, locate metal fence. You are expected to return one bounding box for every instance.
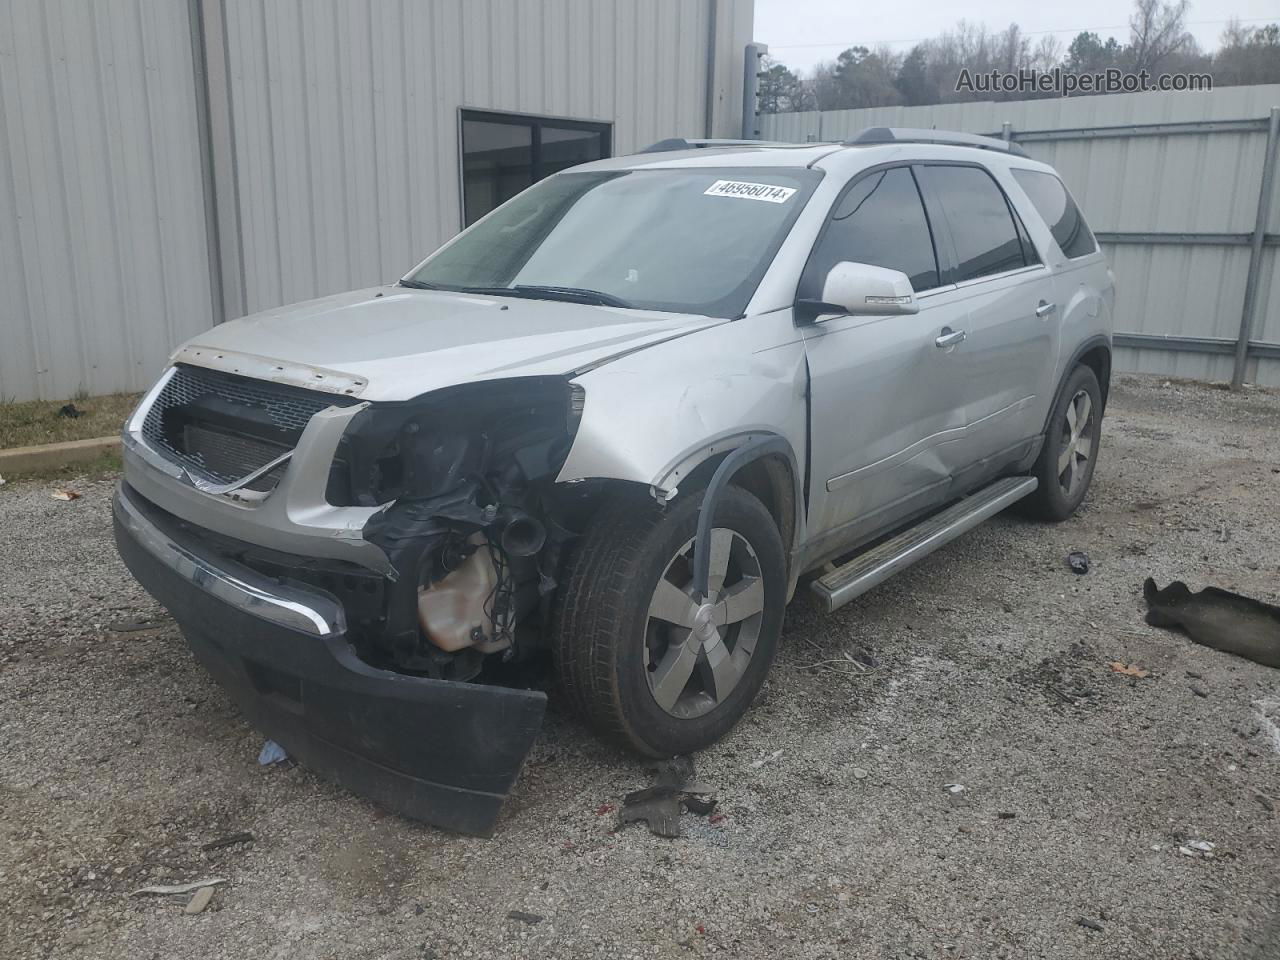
[761,85,1280,387]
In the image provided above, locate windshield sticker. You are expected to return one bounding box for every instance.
[703,180,797,204]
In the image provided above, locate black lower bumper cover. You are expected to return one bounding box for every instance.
[113,495,546,836]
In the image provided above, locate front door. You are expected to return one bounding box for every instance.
[799,165,970,548]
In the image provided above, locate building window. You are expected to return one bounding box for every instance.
[460,110,611,226]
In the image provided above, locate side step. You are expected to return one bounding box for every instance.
[811,476,1038,613]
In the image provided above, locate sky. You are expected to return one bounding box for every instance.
[754,0,1280,73]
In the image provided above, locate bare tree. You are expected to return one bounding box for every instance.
[805,62,844,112]
[761,0,1274,116]
[1032,35,1064,72]
[995,23,1031,72]
[1129,0,1195,72]
[1214,19,1280,85]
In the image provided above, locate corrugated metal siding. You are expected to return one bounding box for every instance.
[0,0,215,402]
[761,86,1280,386]
[222,0,752,316]
[0,0,751,402]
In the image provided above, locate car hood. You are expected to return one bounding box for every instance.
[175,286,726,402]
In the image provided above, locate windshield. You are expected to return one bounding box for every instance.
[406,168,819,318]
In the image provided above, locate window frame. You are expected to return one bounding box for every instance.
[913,160,1045,287]
[1010,167,1098,261]
[797,160,947,302]
[457,108,613,228]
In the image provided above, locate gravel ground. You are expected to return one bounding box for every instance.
[2,373,1278,960]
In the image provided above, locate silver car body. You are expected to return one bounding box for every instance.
[122,139,1114,585]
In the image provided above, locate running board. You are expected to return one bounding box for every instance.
[811,476,1038,613]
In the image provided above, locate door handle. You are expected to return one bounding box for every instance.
[935,328,967,348]
[1036,300,1057,318]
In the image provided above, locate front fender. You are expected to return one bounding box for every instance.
[556,312,809,498]
[557,311,809,591]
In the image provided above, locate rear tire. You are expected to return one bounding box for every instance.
[552,485,786,757]
[1020,364,1102,521]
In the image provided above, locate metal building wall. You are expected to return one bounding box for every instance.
[0,0,216,402]
[761,86,1280,386]
[213,0,752,319]
[0,0,751,402]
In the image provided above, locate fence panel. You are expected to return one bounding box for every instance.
[760,85,1280,386]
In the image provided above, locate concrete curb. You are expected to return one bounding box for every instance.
[0,436,121,475]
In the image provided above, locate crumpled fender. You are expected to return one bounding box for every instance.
[556,311,809,501]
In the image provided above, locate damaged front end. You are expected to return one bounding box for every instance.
[114,371,593,835]
[336,378,584,681]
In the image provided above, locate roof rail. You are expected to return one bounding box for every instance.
[637,137,802,153]
[844,127,1029,158]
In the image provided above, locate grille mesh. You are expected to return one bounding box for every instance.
[141,365,356,488]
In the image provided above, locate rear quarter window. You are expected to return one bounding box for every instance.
[1012,169,1097,259]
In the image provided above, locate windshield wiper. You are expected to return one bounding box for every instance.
[511,285,633,309]
[402,281,633,309]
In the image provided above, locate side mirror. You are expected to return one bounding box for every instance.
[796,261,919,321]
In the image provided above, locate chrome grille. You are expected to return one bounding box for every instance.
[141,365,357,489]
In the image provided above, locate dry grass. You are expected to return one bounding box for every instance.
[0,393,139,449]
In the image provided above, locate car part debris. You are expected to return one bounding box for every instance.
[1067,551,1090,575]
[200,832,254,852]
[506,910,544,925]
[184,887,216,914]
[682,795,717,816]
[51,488,80,502]
[748,749,784,770]
[619,758,715,838]
[1077,918,1104,932]
[257,739,288,766]
[943,783,965,794]
[132,877,227,897]
[57,403,83,419]
[1144,579,1280,669]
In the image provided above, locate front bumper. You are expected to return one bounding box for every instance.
[112,483,546,836]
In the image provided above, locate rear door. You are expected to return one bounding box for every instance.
[914,162,1059,473]
[799,165,972,548]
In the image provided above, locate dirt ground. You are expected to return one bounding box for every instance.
[2,373,1278,960]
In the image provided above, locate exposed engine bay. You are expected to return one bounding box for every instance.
[328,377,590,682]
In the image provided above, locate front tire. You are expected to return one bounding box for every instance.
[552,485,786,757]
[1021,364,1102,521]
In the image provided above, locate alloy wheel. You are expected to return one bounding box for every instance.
[643,528,766,719]
[1058,388,1095,498]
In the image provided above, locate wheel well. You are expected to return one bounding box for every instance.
[683,451,797,556]
[1077,344,1111,412]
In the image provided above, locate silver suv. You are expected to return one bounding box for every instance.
[114,129,1114,834]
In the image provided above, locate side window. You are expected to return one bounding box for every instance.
[918,165,1029,282]
[1012,169,1097,259]
[805,167,940,294]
